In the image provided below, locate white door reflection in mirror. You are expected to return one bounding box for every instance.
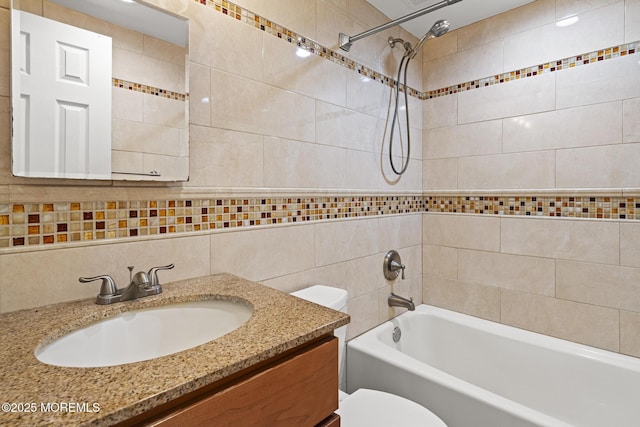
[11,10,112,179]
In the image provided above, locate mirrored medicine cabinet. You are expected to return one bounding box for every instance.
[10,0,190,181]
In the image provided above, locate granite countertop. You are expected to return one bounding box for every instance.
[0,274,349,426]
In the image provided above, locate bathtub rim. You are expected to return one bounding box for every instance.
[346,304,640,427]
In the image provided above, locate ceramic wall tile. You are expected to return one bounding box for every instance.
[210,69,315,143]
[504,2,624,72]
[385,275,422,319]
[113,47,185,93]
[501,289,620,352]
[626,0,640,42]
[458,151,556,190]
[346,252,389,299]
[210,224,315,282]
[189,6,263,81]
[557,260,640,312]
[232,0,317,41]
[555,0,619,19]
[424,120,502,160]
[503,102,623,152]
[620,310,640,357]
[457,0,555,51]
[315,217,379,266]
[384,122,423,161]
[188,62,211,126]
[263,137,346,189]
[556,54,640,109]
[0,8,8,97]
[315,101,379,151]
[345,0,390,39]
[347,289,380,339]
[187,125,263,188]
[423,213,501,251]
[501,217,620,265]
[424,40,504,92]
[112,88,144,123]
[345,149,422,192]
[423,274,501,322]
[112,119,181,157]
[423,93,458,130]
[345,71,392,119]
[458,250,556,296]
[142,35,185,67]
[261,262,348,295]
[0,235,210,312]
[423,244,457,280]
[378,213,422,250]
[263,35,348,106]
[423,158,458,191]
[143,96,186,129]
[621,222,640,268]
[623,97,640,143]
[422,31,457,63]
[556,143,640,188]
[458,73,556,124]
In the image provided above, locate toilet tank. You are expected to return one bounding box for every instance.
[290,285,348,389]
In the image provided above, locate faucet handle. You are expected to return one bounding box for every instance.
[147,263,174,287]
[79,275,118,297]
[390,260,406,280]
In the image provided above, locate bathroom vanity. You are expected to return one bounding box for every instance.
[0,274,349,426]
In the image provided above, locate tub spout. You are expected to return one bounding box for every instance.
[388,293,415,311]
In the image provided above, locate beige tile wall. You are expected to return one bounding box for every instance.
[1,0,639,364]
[422,0,640,357]
[0,0,423,347]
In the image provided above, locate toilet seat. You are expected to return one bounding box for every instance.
[336,389,447,427]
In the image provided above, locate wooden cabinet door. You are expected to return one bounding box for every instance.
[152,337,338,427]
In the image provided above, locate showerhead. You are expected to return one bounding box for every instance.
[427,19,450,38]
[406,19,450,59]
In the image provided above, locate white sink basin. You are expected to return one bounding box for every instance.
[35,300,253,368]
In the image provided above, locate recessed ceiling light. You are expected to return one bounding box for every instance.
[296,48,311,58]
[556,16,579,27]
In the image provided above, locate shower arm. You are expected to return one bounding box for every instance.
[338,0,462,52]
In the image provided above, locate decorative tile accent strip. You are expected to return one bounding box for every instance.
[425,195,639,220]
[424,41,640,99]
[0,196,424,248]
[113,78,187,101]
[192,0,639,102]
[3,194,640,249]
[194,0,422,99]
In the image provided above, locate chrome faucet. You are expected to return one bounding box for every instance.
[388,293,415,311]
[80,264,174,305]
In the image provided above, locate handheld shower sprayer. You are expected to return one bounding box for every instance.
[387,19,450,175]
[407,19,450,59]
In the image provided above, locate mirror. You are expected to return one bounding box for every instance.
[10,0,189,181]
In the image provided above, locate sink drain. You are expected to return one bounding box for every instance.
[392,326,401,342]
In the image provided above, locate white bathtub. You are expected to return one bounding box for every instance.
[346,305,640,427]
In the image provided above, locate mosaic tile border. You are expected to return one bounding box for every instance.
[112,78,187,101]
[425,195,640,219]
[2,194,639,249]
[0,196,424,248]
[193,0,639,102]
[424,41,640,99]
[195,0,422,98]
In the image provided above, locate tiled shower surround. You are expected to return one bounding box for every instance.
[2,0,640,361]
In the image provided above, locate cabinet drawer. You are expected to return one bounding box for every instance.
[153,337,338,426]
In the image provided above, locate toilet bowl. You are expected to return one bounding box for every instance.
[291,285,446,427]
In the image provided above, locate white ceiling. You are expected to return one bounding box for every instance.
[367,0,534,39]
